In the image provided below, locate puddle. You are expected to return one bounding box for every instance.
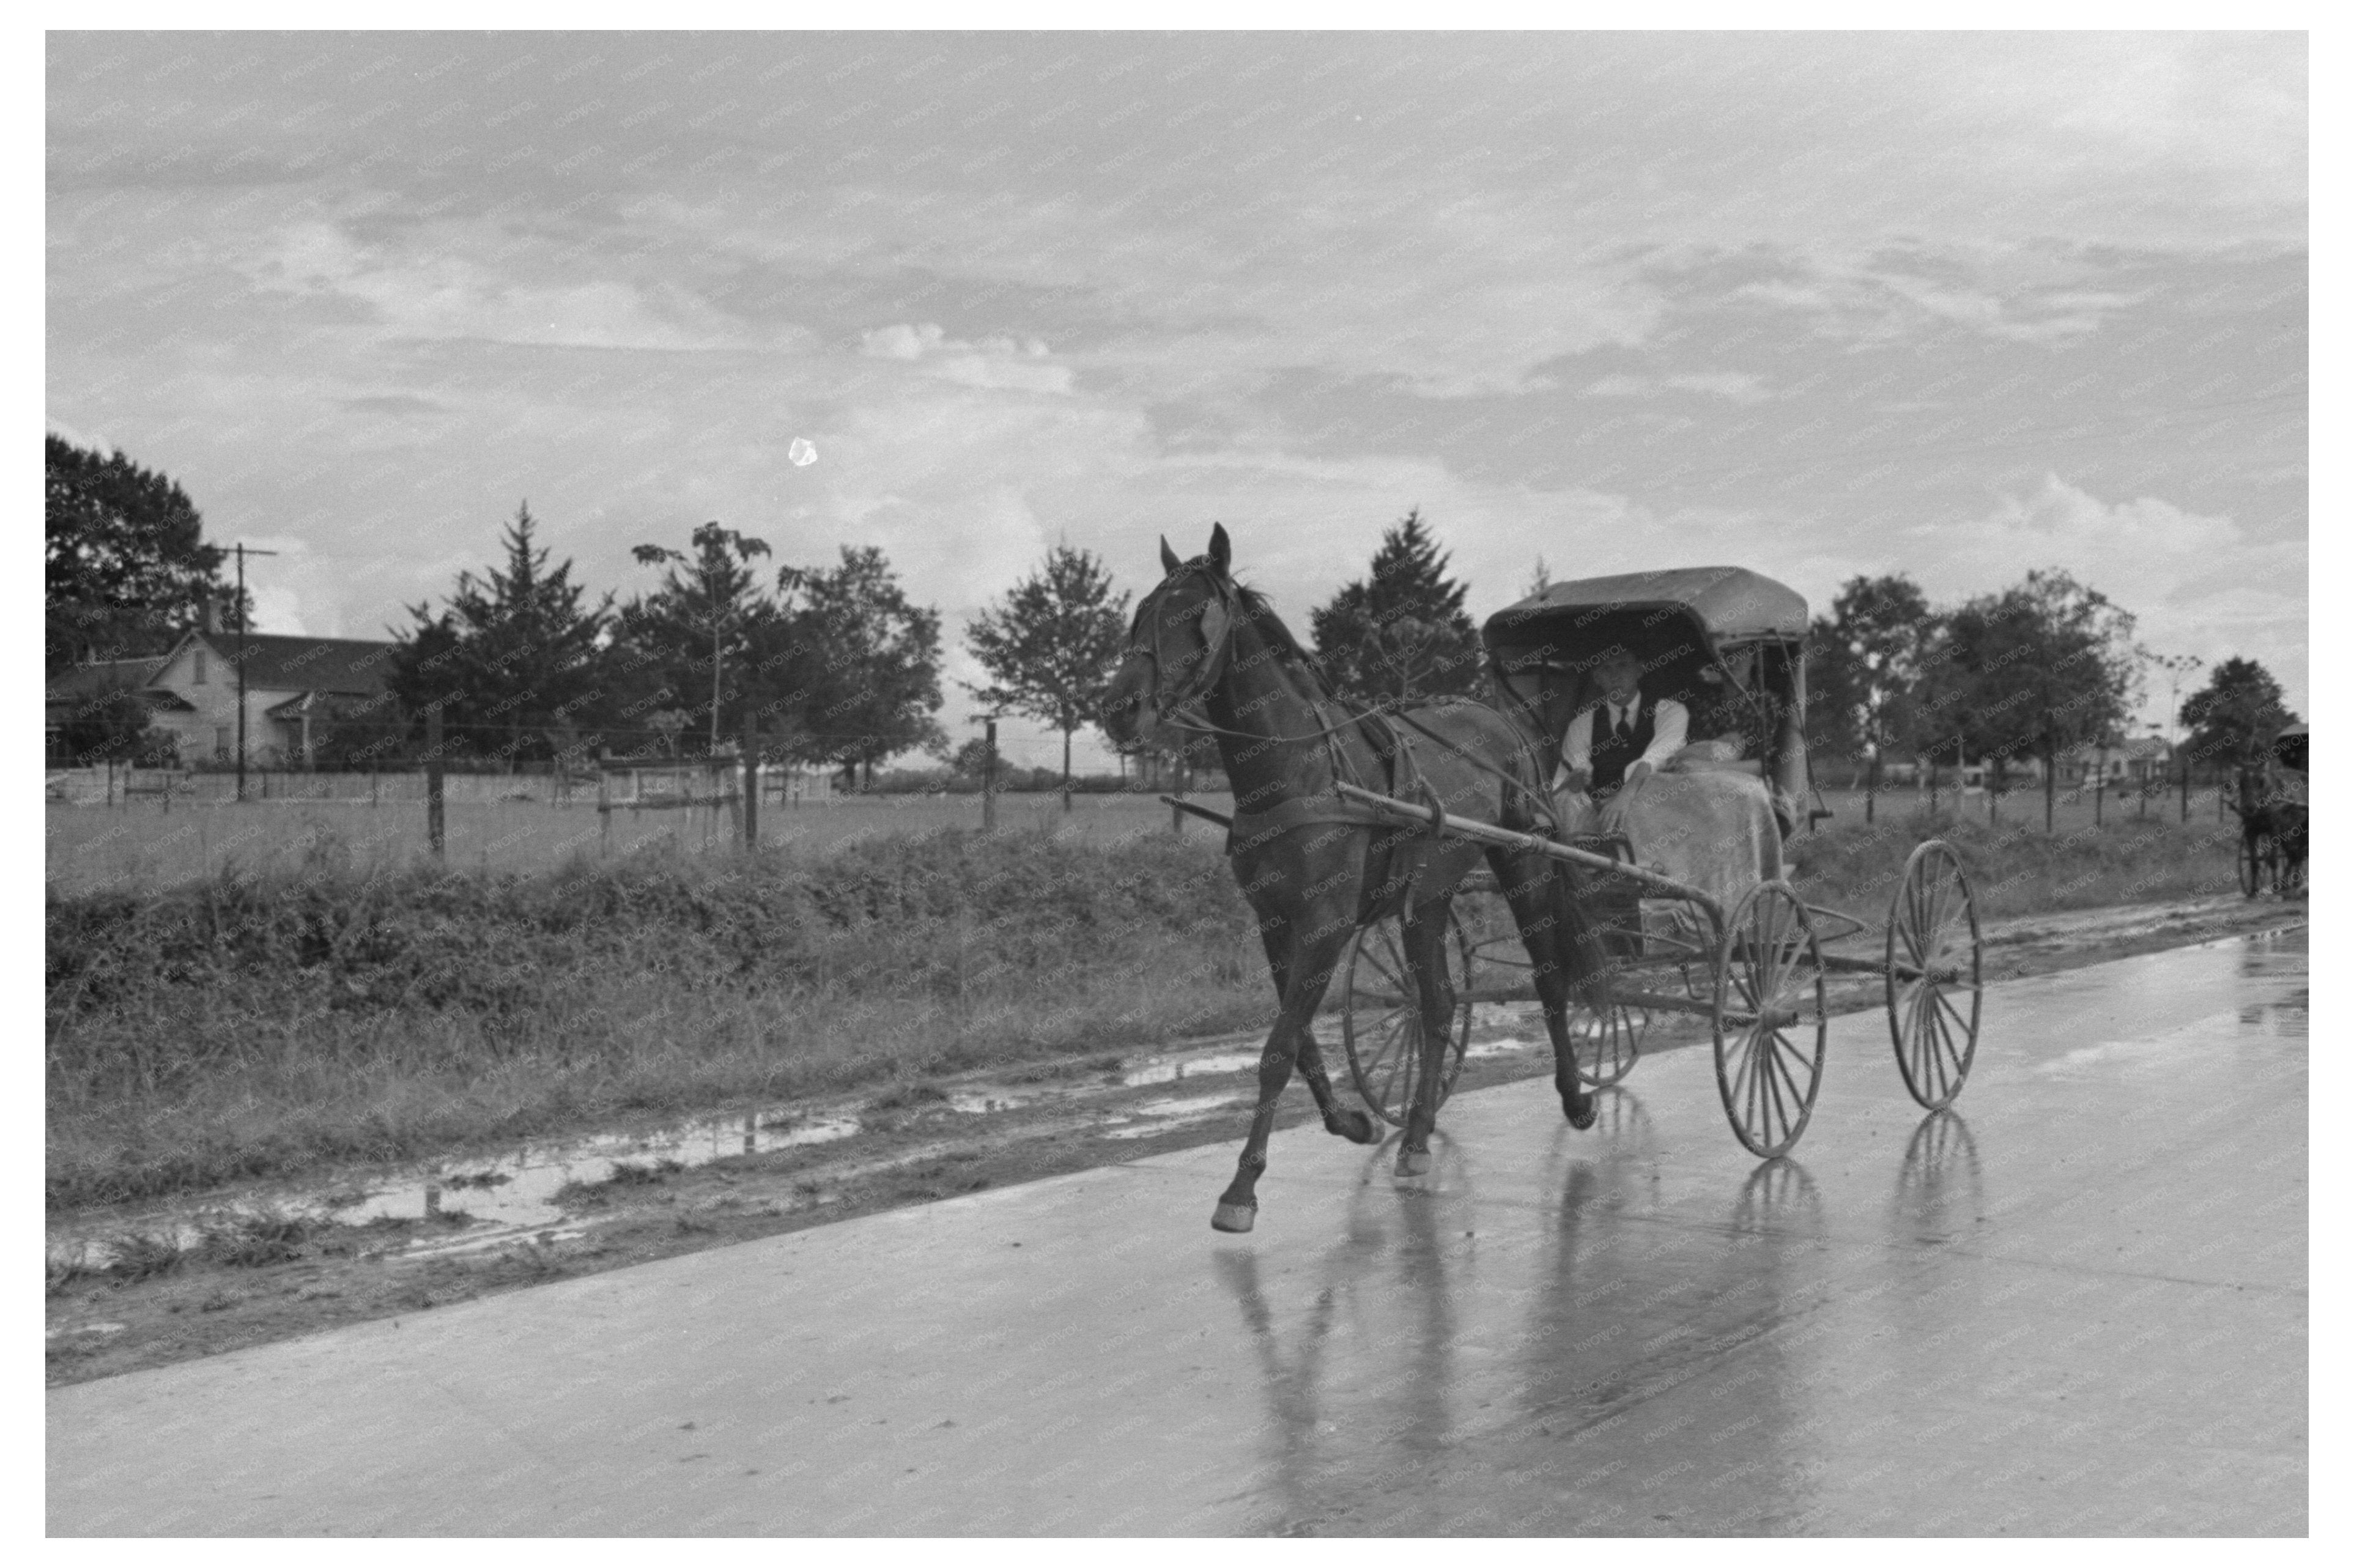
[1099,1092,1248,1139]
[45,1322,126,1341]
[1119,1051,1264,1087]
[50,1107,867,1273]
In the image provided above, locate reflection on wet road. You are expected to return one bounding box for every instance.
[48,930,2304,1535]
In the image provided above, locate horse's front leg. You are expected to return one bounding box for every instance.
[1259,926,1380,1147]
[1395,897,1457,1178]
[1213,925,1355,1233]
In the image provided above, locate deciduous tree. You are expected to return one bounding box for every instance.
[965,545,1130,811]
[2180,657,2297,773]
[1808,574,1933,822]
[45,435,240,672]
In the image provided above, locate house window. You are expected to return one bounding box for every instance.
[193,649,207,684]
[215,727,232,760]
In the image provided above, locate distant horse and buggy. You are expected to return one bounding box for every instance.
[2230,722,2306,899]
[1103,525,1985,1232]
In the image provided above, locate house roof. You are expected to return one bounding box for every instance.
[197,634,398,695]
[2062,735,2172,761]
[46,659,164,704]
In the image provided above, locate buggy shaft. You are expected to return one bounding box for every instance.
[1331,781,1725,922]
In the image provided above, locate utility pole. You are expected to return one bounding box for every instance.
[231,543,279,804]
[2151,652,2202,826]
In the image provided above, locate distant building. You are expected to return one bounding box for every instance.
[45,631,399,767]
[2057,735,2174,787]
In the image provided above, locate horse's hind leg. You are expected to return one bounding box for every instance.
[1213,926,1355,1233]
[1395,898,1456,1178]
[1259,928,1379,1147]
[1489,846,1600,1130]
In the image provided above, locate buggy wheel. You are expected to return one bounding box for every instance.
[2238,834,2265,898]
[1712,881,1828,1159]
[1886,840,1984,1111]
[1571,994,1648,1087]
[1341,911,1473,1128]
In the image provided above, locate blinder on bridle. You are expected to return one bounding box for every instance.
[1132,558,1237,720]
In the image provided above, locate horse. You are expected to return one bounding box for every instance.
[2232,762,2308,896]
[1101,524,1608,1233]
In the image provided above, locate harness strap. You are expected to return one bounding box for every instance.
[1224,797,1393,856]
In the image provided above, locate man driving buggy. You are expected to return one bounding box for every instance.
[1556,649,1688,811]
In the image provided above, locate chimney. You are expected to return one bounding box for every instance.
[204,594,221,635]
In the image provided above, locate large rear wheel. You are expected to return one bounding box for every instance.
[1712,881,1829,1159]
[1341,912,1473,1128]
[1571,995,1648,1087]
[1886,840,1984,1111]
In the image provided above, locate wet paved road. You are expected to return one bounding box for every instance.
[49,928,2306,1536]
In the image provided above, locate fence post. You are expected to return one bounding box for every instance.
[742,715,760,850]
[983,718,998,833]
[598,747,612,856]
[426,708,446,860]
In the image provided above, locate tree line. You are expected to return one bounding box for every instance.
[1808,571,2300,820]
[46,434,2299,807]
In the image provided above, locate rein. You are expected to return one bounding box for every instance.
[1133,561,1530,849]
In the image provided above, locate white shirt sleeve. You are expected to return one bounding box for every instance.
[1637,698,1688,769]
[1560,707,1594,778]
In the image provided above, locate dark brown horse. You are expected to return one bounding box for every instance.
[1101,525,1606,1233]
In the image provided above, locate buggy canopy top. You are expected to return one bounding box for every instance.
[1482,566,1808,677]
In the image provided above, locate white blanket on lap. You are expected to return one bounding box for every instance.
[1550,769,1785,922]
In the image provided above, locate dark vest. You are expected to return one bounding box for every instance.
[1588,695,1656,794]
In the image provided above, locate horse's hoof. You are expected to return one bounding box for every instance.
[1210,1202,1257,1233]
[1333,1110,1380,1145]
[1394,1148,1433,1178]
[1566,1097,1598,1131]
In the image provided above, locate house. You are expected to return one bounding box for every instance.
[46,631,399,767]
[2057,735,2175,788]
[44,657,190,764]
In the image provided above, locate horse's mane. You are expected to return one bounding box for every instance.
[1233,583,1338,701]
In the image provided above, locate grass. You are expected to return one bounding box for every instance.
[48,826,1269,1211]
[46,801,2245,1215]
[1788,805,2245,921]
[44,790,1235,898]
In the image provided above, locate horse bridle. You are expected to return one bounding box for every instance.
[1128,560,1556,829]
[1131,560,1239,725]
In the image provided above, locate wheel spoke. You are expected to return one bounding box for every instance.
[1767,1032,1809,1123]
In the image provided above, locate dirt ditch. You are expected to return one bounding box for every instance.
[46,893,2303,1388]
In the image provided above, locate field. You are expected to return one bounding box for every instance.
[45,788,1235,899]
[46,772,2232,900]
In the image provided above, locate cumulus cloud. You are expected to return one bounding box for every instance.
[859,322,1073,394]
[1584,371,1772,404]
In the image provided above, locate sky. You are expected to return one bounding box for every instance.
[47,31,2307,769]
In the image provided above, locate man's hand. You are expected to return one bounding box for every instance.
[1626,760,1654,785]
[1563,766,1592,793]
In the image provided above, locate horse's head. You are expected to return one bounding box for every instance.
[1102,522,1240,753]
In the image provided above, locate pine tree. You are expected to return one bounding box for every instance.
[389,503,615,765]
[1309,508,1483,706]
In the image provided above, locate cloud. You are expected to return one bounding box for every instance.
[1584,371,1772,404]
[248,218,783,353]
[858,322,1073,395]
